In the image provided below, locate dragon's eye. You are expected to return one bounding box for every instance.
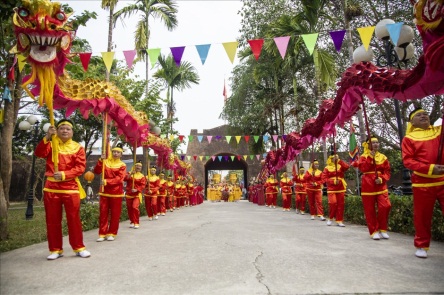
[18,8,29,18]
[55,11,66,21]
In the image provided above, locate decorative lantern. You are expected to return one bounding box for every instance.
[83,171,95,183]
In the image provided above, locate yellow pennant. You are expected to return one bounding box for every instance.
[357,26,375,51]
[17,54,27,72]
[101,52,115,73]
[222,41,238,64]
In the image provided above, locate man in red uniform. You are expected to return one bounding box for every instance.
[145,166,160,220]
[166,175,175,212]
[35,119,90,260]
[353,136,391,240]
[264,174,279,208]
[402,107,444,258]
[304,160,326,221]
[124,160,146,229]
[293,167,307,214]
[280,172,293,211]
[94,143,126,241]
[322,153,350,227]
[157,172,167,216]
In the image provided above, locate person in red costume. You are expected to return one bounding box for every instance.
[280,172,293,211]
[165,174,175,212]
[402,107,444,258]
[186,177,193,206]
[322,153,350,227]
[124,160,146,229]
[352,136,391,240]
[94,143,126,242]
[293,167,307,215]
[304,160,326,221]
[264,174,279,208]
[145,166,160,220]
[157,172,167,216]
[35,119,90,260]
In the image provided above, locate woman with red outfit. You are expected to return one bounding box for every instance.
[124,160,146,229]
[293,167,307,214]
[145,166,160,220]
[304,160,326,221]
[94,143,126,242]
[353,136,391,239]
[166,175,175,211]
[157,172,167,216]
[280,172,293,211]
[322,154,350,227]
[264,174,279,208]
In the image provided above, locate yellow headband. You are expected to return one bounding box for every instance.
[409,109,425,121]
[57,121,73,128]
[134,163,142,167]
[313,161,319,164]
[112,147,123,152]
[369,137,378,143]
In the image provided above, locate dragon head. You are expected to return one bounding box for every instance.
[12,0,74,66]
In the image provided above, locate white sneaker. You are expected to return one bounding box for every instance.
[380,231,389,239]
[129,223,134,228]
[415,248,427,258]
[326,220,332,226]
[337,223,345,227]
[106,236,115,241]
[76,250,91,258]
[295,210,299,214]
[134,225,139,229]
[96,237,105,242]
[47,252,63,260]
[372,233,381,240]
[319,216,326,221]
[161,213,166,216]
[300,211,305,215]
[154,216,158,220]
[310,216,315,220]
[148,217,153,221]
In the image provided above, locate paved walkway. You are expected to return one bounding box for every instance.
[1,201,444,295]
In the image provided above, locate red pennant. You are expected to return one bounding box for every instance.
[237,155,241,161]
[79,53,92,72]
[244,135,250,143]
[193,155,197,161]
[247,39,264,60]
[179,135,184,142]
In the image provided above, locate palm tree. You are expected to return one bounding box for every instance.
[113,0,178,96]
[153,54,200,133]
[101,0,119,82]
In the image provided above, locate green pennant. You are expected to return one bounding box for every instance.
[254,135,260,143]
[188,135,193,142]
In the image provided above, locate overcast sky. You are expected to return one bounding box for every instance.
[67,0,243,137]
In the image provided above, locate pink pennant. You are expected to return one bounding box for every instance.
[79,53,92,72]
[256,155,260,160]
[207,136,213,143]
[123,50,137,69]
[247,39,264,61]
[272,135,279,142]
[273,36,290,59]
[211,156,216,161]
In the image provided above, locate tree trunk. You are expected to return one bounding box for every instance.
[0,177,7,240]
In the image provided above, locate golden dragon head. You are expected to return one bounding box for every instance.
[12,0,74,66]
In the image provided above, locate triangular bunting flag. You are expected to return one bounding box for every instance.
[180,155,185,160]
[386,22,403,46]
[230,156,235,161]
[207,136,213,143]
[193,155,197,161]
[301,33,319,55]
[263,153,267,158]
[225,136,232,143]
[123,50,137,69]
[282,134,287,141]
[224,156,229,161]
[17,54,27,72]
[263,135,269,143]
[160,134,166,139]
[147,48,161,68]
[178,135,184,142]
[244,135,250,143]
[197,135,203,143]
[357,26,375,50]
[272,135,279,143]
[170,46,186,66]
[206,156,211,161]
[199,156,203,161]
[256,154,260,160]
[101,52,115,73]
[188,135,193,142]
[247,39,264,60]
[249,155,254,160]
[253,136,260,143]
[273,36,291,59]
[211,156,216,161]
[329,30,346,52]
[243,155,248,161]
[169,135,175,141]
[235,136,241,144]
[187,155,191,161]
[195,44,211,65]
[218,156,222,162]
[222,41,238,64]
[237,155,241,161]
[79,52,92,72]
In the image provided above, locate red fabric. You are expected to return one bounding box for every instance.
[94,159,126,197]
[295,193,307,212]
[124,173,146,197]
[327,192,345,222]
[361,193,391,235]
[98,196,123,236]
[321,160,350,192]
[306,190,323,216]
[280,178,293,209]
[144,196,157,218]
[125,197,140,226]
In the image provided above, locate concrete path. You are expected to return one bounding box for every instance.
[1,200,444,295]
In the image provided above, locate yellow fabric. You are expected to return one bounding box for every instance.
[409,109,425,120]
[361,142,387,165]
[111,147,123,152]
[105,158,126,169]
[329,177,347,189]
[57,121,73,128]
[405,125,441,141]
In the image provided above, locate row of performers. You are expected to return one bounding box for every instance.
[206,183,243,202]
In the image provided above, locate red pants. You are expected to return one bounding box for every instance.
[44,191,85,253]
[125,197,140,225]
[266,193,277,206]
[327,192,345,222]
[307,189,323,216]
[99,196,123,237]
[158,196,166,214]
[295,193,307,212]
[361,193,391,235]
[413,186,444,249]
[145,196,158,217]
[184,196,190,206]
[282,193,292,209]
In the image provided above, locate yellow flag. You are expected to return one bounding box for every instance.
[199,156,203,161]
[17,54,27,72]
[357,26,375,51]
[235,136,241,144]
[101,52,115,73]
[222,41,238,64]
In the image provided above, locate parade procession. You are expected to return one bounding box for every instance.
[1,1,444,292]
